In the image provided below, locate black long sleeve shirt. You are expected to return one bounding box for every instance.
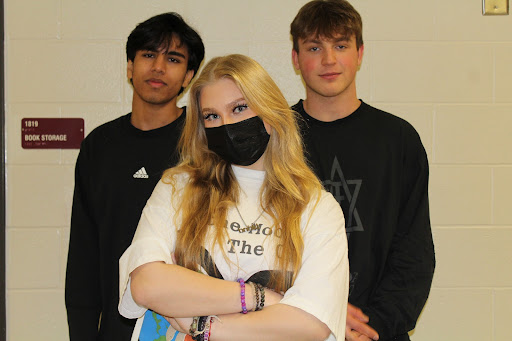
[65,112,185,341]
[293,100,435,341]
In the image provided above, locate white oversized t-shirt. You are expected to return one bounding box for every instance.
[119,166,348,340]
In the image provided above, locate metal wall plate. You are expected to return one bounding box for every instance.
[483,0,509,15]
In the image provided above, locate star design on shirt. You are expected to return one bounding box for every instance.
[322,156,364,240]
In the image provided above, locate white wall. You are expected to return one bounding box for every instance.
[5,0,512,340]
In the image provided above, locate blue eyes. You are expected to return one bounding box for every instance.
[234,104,248,113]
[204,113,219,121]
[203,103,249,122]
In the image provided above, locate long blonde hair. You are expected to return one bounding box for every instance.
[164,54,322,292]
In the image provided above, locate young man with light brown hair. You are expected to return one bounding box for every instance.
[290,1,435,340]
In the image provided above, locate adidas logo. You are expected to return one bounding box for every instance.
[133,167,149,179]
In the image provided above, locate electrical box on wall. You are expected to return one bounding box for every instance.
[483,0,509,15]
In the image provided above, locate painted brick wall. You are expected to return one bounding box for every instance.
[5,0,512,340]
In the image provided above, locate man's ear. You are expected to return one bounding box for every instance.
[292,49,300,71]
[357,44,365,69]
[127,59,134,81]
[182,69,195,88]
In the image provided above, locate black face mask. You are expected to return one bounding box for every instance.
[204,116,270,166]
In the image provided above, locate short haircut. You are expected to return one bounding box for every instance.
[290,0,363,52]
[126,12,205,77]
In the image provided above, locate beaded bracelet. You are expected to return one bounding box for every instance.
[259,285,265,310]
[255,283,265,311]
[237,278,248,314]
[252,282,260,312]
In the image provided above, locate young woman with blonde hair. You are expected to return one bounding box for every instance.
[119,54,348,340]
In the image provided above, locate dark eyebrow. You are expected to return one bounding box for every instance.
[333,37,350,43]
[303,38,322,44]
[303,36,350,44]
[165,50,187,59]
[141,48,187,59]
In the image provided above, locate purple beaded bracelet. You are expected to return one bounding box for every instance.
[237,278,248,314]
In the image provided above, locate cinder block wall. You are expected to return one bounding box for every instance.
[5,0,512,340]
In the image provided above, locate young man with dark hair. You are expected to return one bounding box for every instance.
[65,12,204,341]
[290,1,435,341]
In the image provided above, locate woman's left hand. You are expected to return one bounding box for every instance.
[164,316,192,334]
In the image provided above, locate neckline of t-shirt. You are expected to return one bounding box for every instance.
[298,99,365,127]
[232,165,266,183]
[123,108,186,137]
